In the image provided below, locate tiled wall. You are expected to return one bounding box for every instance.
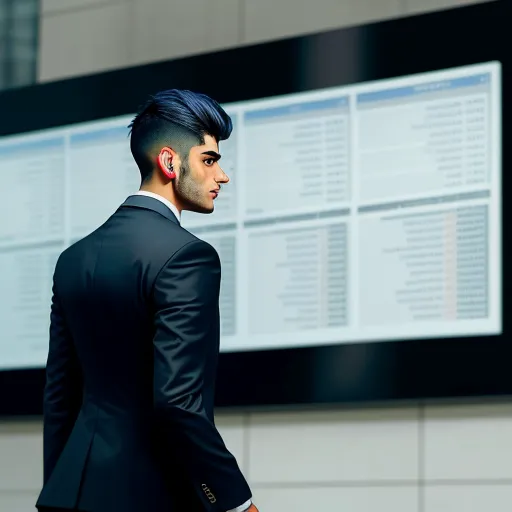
[3,0,506,511]
[1,402,512,511]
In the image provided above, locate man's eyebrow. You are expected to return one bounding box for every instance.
[201,150,221,160]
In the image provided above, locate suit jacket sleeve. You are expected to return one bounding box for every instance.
[152,239,252,511]
[42,273,83,485]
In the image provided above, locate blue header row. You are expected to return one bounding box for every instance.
[0,125,130,158]
[244,97,348,121]
[357,73,491,104]
[0,137,64,158]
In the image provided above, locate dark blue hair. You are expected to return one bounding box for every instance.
[128,89,232,181]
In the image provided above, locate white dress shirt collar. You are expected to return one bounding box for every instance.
[135,190,181,224]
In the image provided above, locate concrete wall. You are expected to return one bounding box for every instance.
[38,0,490,82]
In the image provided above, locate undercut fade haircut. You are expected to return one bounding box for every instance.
[128,89,232,182]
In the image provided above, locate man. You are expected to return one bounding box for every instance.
[36,89,258,512]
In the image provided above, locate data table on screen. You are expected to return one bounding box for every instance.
[246,214,349,336]
[243,98,350,218]
[0,61,502,370]
[357,74,492,203]
[358,195,489,328]
[0,245,61,368]
[68,125,141,238]
[0,138,66,247]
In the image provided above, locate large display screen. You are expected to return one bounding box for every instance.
[0,60,502,371]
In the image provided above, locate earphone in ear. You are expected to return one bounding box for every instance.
[165,164,176,180]
[158,160,175,179]
[164,163,176,180]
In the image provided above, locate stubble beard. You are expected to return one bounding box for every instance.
[175,157,213,214]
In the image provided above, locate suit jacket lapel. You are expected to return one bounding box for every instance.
[120,195,180,226]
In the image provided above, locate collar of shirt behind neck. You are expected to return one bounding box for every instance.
[135,190,181,224]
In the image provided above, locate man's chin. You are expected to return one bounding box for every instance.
[186,204,214,215]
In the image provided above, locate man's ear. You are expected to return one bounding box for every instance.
[156,147,176,179]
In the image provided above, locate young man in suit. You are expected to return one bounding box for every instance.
[36,89,258,512]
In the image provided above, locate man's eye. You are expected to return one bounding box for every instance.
[204,158,215,166]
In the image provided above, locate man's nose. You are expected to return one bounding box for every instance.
[217,167,230,184]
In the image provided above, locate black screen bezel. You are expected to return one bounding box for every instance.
[0,1,509,416]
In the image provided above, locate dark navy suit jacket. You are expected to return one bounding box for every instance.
[36,194,251,512]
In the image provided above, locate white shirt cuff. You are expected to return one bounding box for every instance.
[228,498,252,511]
